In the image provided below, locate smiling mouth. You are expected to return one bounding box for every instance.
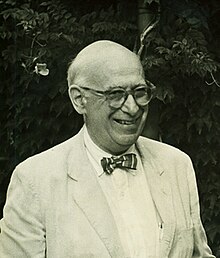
[114,119,137,125]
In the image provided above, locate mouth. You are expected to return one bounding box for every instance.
[114,118,138,125]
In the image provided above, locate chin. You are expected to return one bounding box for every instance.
[117,134,139,147]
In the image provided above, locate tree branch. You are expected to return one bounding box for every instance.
[205,72,220,87]
[138,18,159,57]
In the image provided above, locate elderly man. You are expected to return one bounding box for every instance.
[0,40,215,258]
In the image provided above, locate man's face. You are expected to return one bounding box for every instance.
[83,51,148,155]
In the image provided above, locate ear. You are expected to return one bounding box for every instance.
[68,85,87,115]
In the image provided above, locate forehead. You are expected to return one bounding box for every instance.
[103,55,144,87]
[72,43,145,89]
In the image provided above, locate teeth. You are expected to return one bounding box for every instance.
[117,120,134,125]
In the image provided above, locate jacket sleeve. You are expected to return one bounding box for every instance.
[186,158,215,258]
[0,166,46,258]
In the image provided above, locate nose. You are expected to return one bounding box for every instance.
[121,94,139,116]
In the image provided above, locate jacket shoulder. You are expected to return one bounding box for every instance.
[15,131,82,179]
[137,136,191,164]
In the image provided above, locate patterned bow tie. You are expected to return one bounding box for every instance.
[101,153,137,175]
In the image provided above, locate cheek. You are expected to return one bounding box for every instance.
[85,102,112,129]
[141,108,149,123]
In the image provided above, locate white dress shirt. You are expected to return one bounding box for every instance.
[84,127,160,258]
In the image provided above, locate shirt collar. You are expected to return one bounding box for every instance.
[83,126,136,176]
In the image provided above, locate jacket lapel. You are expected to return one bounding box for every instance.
[66,130,175,257]
[67,128,125,257]
[136,138,176,258]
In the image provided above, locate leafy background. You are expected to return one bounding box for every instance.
[0,0,219,256]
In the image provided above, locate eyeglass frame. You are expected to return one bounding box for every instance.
[76,80,156,109]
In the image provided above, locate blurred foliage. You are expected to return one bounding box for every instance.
[0,0,219,256]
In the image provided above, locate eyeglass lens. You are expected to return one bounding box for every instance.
[108,87,152,108]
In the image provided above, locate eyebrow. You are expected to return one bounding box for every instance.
[106,84,148,91]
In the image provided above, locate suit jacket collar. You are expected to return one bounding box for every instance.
[67,128,175,257]
[67,127,125,257]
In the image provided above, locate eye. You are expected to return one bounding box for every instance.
[108,89,125,100]
[134,87,148,97]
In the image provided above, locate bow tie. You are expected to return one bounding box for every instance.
[101,153,137,175]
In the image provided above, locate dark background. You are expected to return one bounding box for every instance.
[0,0,220,256]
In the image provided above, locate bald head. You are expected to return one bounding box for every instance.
[67,40,144,89]
[67,40,148,154]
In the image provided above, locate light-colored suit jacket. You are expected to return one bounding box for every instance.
[0,128,215,258]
